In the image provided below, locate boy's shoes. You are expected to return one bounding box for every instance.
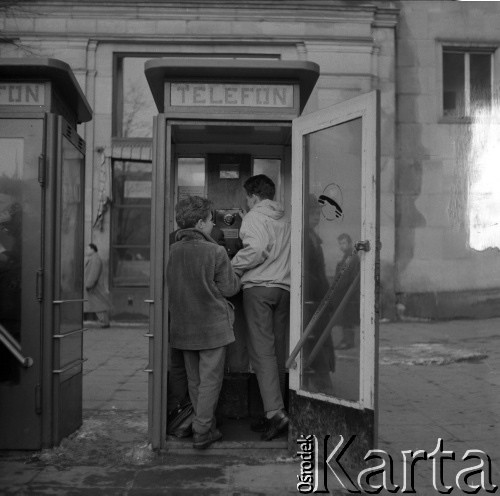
[260,410,289,441]
[193,428,223,449]
[250,416,269,433]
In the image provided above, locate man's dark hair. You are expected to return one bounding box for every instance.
[175,196,213,229]
[337,233,352,245]
[89,243,98,252]
[243,174,275,200]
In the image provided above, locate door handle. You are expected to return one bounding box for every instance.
[354,240,370,252]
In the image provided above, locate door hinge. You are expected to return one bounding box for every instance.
[35,384,42,414]
[36,269,43,301]
[38,154,45,185]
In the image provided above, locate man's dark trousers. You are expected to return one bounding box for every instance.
[243,286,290,413]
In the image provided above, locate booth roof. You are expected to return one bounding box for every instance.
[145,58,320,114]
[0,58,92,123]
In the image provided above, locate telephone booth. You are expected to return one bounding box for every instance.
[0,58,91,449]
[145,58,379,466]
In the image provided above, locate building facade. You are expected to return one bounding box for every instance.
[1,0,499,320]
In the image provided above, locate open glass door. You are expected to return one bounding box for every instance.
[288,91,379,470]
[50,117,86,444]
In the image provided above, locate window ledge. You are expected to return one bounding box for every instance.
[111,138,153,161]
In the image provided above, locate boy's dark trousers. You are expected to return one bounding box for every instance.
[183,346,226,434]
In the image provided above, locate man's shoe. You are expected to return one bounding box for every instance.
[193,428,223,449]
[250,416,269,433]
[260,410,289,441]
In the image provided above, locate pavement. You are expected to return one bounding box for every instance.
[1,317,499,495]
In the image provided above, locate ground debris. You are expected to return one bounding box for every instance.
[29,410,152,468]
[380,343,488,366]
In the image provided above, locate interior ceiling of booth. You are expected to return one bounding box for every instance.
[171,124,291,145]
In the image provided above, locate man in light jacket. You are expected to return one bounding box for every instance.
[231,174,291,441]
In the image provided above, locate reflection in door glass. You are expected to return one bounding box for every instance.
[301,118,362,402]
[60,138,84,300]
[59,138,85,332]
[177,157,206,205]
[0,138,23,383]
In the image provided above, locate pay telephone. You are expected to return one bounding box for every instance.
[214,208,243,258]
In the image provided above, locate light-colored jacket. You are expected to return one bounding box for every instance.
[231,199,291,290]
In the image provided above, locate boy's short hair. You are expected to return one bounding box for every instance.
[175,196,212,229]
[243,174,275,200]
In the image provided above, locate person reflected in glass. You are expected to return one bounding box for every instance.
[303,194,335,393]
[335,233,360,350]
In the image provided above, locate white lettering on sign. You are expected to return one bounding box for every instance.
[170,83,294,108]
[0,83,45,106]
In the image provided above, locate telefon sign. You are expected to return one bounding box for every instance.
[0,83,45,105]
[170,82,294,108]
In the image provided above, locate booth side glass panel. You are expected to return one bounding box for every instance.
[0,118,44,449]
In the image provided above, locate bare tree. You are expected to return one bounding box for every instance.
[0,0,40,54]
[122,78,151,138]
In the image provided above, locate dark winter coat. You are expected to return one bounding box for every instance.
[167,228,240,350]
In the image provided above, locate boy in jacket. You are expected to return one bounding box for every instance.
[231,175,291,441]
[167,196,240,449]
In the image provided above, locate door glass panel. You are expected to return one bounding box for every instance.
[301,118,362,402]
[0,138,24,382]
[60,137,84,302]
[111,160,152,286]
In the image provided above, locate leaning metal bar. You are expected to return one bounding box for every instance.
[0,323,34,368]
[285,250,358,369]
[305,273,360,369]
[52,299,87,304]
[53,327,88,339]
[52,358,87,374]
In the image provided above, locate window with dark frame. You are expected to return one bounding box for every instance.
[111,160,152,287]
[113,55,161,138]
[443,48,493,118]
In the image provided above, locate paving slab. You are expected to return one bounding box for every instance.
[1,318,499,494]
